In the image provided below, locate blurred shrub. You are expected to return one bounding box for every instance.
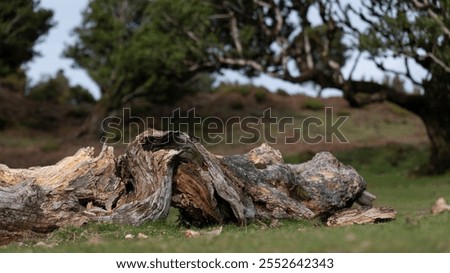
[301,98,324,110]
[187,72,215,93]
[216,83,251,96]
[229,100,244,110]
[276,89,290,97]
[28,70,95,105]
[0,69,27,93]
[254,88,268,103]
[69,85,96,105]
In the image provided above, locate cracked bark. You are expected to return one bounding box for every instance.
[0,129,395,243]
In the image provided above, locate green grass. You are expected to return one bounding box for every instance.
[301,98,325,110]
[334,143,429,174]
[0,133,59,149]
[2,145,450,253]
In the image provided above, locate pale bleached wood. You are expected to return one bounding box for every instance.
[0,128,396,243]
[326,206,397,227]
[431,197,450,215]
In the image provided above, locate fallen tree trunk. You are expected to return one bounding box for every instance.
[0,129,395,238]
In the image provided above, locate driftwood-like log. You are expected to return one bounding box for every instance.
[431,197,450,215]
[326,206,398,227]
[0,129,395,240]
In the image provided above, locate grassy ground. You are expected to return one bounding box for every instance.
[2,145,449,253]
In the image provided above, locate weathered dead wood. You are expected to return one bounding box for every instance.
[287,152,369,215]
[355,190,376,207]
[431,197,450,215]
[0,146,120,232]
[325,206,397,227]
[0,128,396,241]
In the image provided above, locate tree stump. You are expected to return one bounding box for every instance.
[0,129,396,242]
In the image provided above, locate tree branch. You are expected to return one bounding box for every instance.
[369,53,424,85]
[347,51,362,81]
[229,11,243,55]
[426,52,450,74]
[218,56,265,72]
[253,0,270,8]
[162,13,201,44]
[404,57,422,85]
[345,80,425,113]
[272,0,283,34]
[303,32,314,70]
[412,0,450,39]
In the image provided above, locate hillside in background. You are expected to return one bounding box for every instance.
[0,84,428,168]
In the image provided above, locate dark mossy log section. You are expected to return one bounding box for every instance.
[0,129,395,240]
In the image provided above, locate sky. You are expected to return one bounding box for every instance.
[27,0,101,98]
[26,0,427,100]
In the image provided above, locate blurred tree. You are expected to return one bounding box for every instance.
[69,85,96,105]
[0,0,53,77]
[337,0,450,174]
[28,69,70,103]
[190,0,448,173]
[0,68,27,93]
[28,69,95,105]
[64,0,215,136]
[203,0,348,88]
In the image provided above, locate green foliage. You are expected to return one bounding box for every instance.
[64,0,147,107]
[27,70,94,105]
[301,98,324,110]
[187,73,215,93]
[276,89,290,97]
[283,151,315,164]
[65,0,214,108]
[356,1,450,173]
[0,69,27,92]
[333,144,429,174]
[299,24,349,69]
[216,83,251,96]
[68,85,96,105]
[254,88,268,103]
[28,70,68,103]
[0,0,53,76]
[358,1,450,78]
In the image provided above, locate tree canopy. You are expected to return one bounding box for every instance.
[0,0,53,77]
[199,0,450,173]
[64,0,214,107]
[339,0,450,173]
